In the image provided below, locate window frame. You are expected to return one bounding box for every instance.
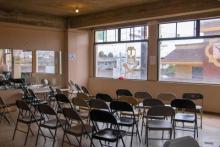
[36,50,56,74]
[157,17,220,84]
[94,25,149,80]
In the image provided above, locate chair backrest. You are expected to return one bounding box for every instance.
[157,93,176,104]
[110,100,133,112]
[75,84,82,92]
[171,99,196,109]
[81,86,89,95]
[49,86,56,94]
[41,79,49,86]
[163,136,199,147]
[89,99,109,111]
[38,104,56,115]
[116,89,132,97]
[182,93,203,100]
[96,93,112,102]
[77,92,89,99]
[28,89,37,98]
[143,98,164,107]
[135,91,152,99]
[16,100,31,111]
[147,106,175,117]
[118,96,139,106]
[55,93,70,103]
[90,109,117,124]
[56,88,62,94]
[72,97,89,108]
[62,108,82,121]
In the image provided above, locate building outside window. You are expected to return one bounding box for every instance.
[36,50,55,74]
[95,26,148,80]
[159,18,220,84]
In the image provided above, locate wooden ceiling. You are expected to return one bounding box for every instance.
[0,0,160,16]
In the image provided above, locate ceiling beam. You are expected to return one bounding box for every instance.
[0,9,66,29]
[68,0,220,28]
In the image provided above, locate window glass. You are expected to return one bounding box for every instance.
[13,50,32,78]
[159,38,220,84]
[95,31,104,42]
[106,29,117,42]
[95,42,148,80]
[0,49,12,79]
[159,23,176,38]
[200,18,220,36]
[134,26,145,40]
[36,50,55,74]
[121,28,133,41]
[177,21,196,37]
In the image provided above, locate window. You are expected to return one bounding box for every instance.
[36,50,55,74]
[200,18,220,36]
[159,21,196,38]
[95,26,148,80]
[159,18,220,84]
[13,50,32,78]
[95,29,118,42]
[0,49,12,79]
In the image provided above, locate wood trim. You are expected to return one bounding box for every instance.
[0,9,66,29]
[68,0,220,28]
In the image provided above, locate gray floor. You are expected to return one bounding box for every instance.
[0,111,220,147]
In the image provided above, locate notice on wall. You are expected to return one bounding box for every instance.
[69,52,76,61]
[149,56,156,65]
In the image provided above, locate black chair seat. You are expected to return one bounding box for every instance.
[147,120,173,130]
[144,114,165,120]
[41,119,66,129]
[93,128,126,142]
[117,117,136,126]
[174,113,196,122]
[65,124,93,136]
[18,115,43,124]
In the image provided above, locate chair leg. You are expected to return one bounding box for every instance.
[169,129,172,139]
[116,139,118,147]
[24,124,31,145]
[200,110,203,129]
[146,128,149,147]
[90,137,93,147]
[121,138,126,147]
[173,122,176,139]
[130,125,134,147]
[136,122,141,142]
[61,132,65,147]
[141,117,144,135]
[52,128,58,147]
[35,126,40,146]
[12,120,19,140]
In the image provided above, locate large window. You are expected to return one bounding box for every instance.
[95,26,148,80]
[13,50,32,78]
[159,18,220,84]
[36,50,55,74]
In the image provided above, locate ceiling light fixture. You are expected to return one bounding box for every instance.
[75,8,79,13]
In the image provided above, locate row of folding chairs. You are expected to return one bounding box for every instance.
[116,89,203,129]
[13,96,140,147]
